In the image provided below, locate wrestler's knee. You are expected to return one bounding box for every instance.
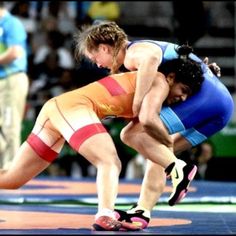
[78,140,122,172]
[95,151,122,172]
[120,129,143,151]
[120,127,129,144]
[8,181,24,189]
[0,172,25,189]
[120,127,136,146]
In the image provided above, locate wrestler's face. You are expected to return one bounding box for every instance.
[167,83,191,105]
[85,44,113,69]
[166,73,191,105]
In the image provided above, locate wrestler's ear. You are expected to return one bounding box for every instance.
[99,44,110,53]
[166,73,175,86]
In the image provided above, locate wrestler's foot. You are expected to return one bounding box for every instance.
[92,215,141,231]
[115,205,150,229]
[167,159,197,206]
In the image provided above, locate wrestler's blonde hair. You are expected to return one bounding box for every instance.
[74,21,128,73]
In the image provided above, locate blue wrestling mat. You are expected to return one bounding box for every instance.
[0,177,235,234]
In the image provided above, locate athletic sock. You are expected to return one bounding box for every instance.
[95,208,116,220]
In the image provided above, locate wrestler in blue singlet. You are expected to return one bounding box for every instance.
[128,40,234,146]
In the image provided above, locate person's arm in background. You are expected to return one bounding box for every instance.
[0,45,24,64]
[0,6,27,65]
[124,42,163,116]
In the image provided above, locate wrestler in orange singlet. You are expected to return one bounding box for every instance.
[28,71,137,160]
[0,66,202,231]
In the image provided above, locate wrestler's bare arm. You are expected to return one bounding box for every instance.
[138,72,173,147]
[124,43,163,116]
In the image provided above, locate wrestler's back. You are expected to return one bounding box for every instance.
[58,71,137,119]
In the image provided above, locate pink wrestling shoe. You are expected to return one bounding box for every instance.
[92,215,141,231]
[115,205,150,229]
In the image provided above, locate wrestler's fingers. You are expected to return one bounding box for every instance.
[203,57,209,65]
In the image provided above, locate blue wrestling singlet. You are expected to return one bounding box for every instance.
[128,40,234,146]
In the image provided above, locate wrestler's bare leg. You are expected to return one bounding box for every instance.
[45,96,122,215]
[0,95,137,231]
[0,110,65,189]
[120,121,194,212]
[121,120,176,168]
[134,134,192,210]
[79,133,121,211]
[120,120,165,212]
[0,142,52,189]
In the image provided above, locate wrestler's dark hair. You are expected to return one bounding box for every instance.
[158,44,204,95]
[175,44,194,60]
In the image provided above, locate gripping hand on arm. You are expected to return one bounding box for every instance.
[203,57,221,77]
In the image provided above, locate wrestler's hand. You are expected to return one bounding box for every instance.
[203,57,221,77]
